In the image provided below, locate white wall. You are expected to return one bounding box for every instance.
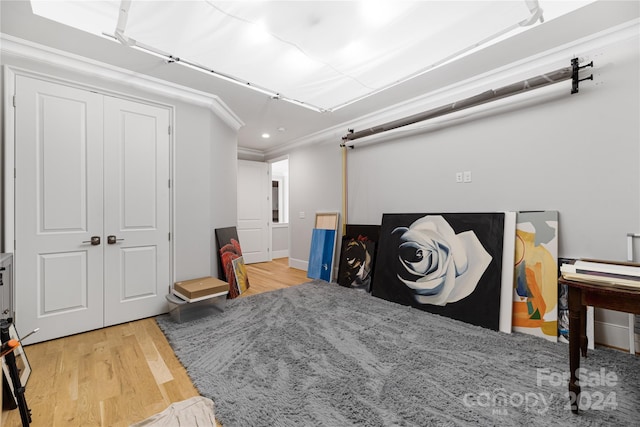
[287,27,640,263]
[209,115,239,276]
[0,50,238,284]
[271,224,289,259]
[349,35,638,260]
[282,24,640,347]
[288,141,343,270]
[172,102,238,281]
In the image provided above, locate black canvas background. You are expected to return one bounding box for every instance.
[337,224,381,292]
[345,224,380,243]
[337,236,376,291]
[372,213,505,330]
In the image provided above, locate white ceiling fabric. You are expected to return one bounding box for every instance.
[125,0,534,110]
[30,1,587,111]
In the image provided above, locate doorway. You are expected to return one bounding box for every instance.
[270,158,289,259]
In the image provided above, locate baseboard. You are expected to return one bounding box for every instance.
[271,250,289,259]
[287,258,338,281]
[595,320,634,351]
[289,257,308,272]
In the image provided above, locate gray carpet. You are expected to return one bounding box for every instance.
[156,281,640,426]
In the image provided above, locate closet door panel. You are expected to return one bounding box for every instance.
[103,96,171,326]
[14,76,104,343]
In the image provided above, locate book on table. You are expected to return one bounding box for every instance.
[561,261,640,290]
[575,259,640,278]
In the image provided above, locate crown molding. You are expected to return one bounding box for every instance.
[0,33,244,131]
[237,146,266,162]
[264,18,639,158]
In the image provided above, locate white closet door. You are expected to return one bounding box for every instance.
[237,160,270,263]
[14,76,105,342]
[103,96,171,326]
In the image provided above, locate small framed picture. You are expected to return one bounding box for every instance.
[2,323,32,406]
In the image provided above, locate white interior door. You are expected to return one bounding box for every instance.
[237,160,270,263]
[14,76,105,342]
[14,76,171,342]
[103,97,171,326]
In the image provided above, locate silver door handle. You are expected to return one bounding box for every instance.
[82,236,101,246]
[107,235,125,245]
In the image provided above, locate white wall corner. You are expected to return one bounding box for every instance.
[271,249,289,259]
[288,257,308,273]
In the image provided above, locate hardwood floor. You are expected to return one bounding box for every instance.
[1,258,308,427]
[240,257,309,296]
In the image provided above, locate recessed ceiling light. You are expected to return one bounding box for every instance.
[262,133,270,139]
[277,127,286,132]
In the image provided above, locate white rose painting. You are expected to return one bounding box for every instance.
[372,213,505,331]
[394,215,492,306]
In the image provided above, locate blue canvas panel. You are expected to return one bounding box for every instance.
[307,228,336,282]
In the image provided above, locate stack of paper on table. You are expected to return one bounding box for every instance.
[561,259,640,290]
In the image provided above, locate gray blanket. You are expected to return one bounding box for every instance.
[156,280,640,426]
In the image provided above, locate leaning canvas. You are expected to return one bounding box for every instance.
[372,213,505,331]
[307,228,336,282]
[513,211,558,342]
[337,224,380,293]
[345,224,380,243]
[232,256,250,295]
[215,226,248,298]
[337,236,376,292]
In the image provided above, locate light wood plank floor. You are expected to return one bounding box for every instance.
[2,258,309,427]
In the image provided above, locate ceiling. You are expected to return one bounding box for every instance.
[28,0,546,112]
[1,1,636,154]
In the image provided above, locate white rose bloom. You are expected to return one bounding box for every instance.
[394,215,492,306]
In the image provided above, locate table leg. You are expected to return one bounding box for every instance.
[568,286,582,414]
[580,304,588,357]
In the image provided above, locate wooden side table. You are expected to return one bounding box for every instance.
[558,278,640,413]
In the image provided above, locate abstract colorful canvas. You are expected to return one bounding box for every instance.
[372,213,505,330]
[307,228,337,282]
[215,226,250,298]
[232,256,250,295]
[512,211,558,341]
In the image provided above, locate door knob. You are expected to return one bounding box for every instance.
[107,235,125,245]
[82,236,101,245]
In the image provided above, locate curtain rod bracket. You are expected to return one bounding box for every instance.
[340,129,355,147]
[343,58,584,144]
[571,58,594,94]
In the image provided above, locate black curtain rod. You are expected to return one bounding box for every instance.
[341,59,593,145]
